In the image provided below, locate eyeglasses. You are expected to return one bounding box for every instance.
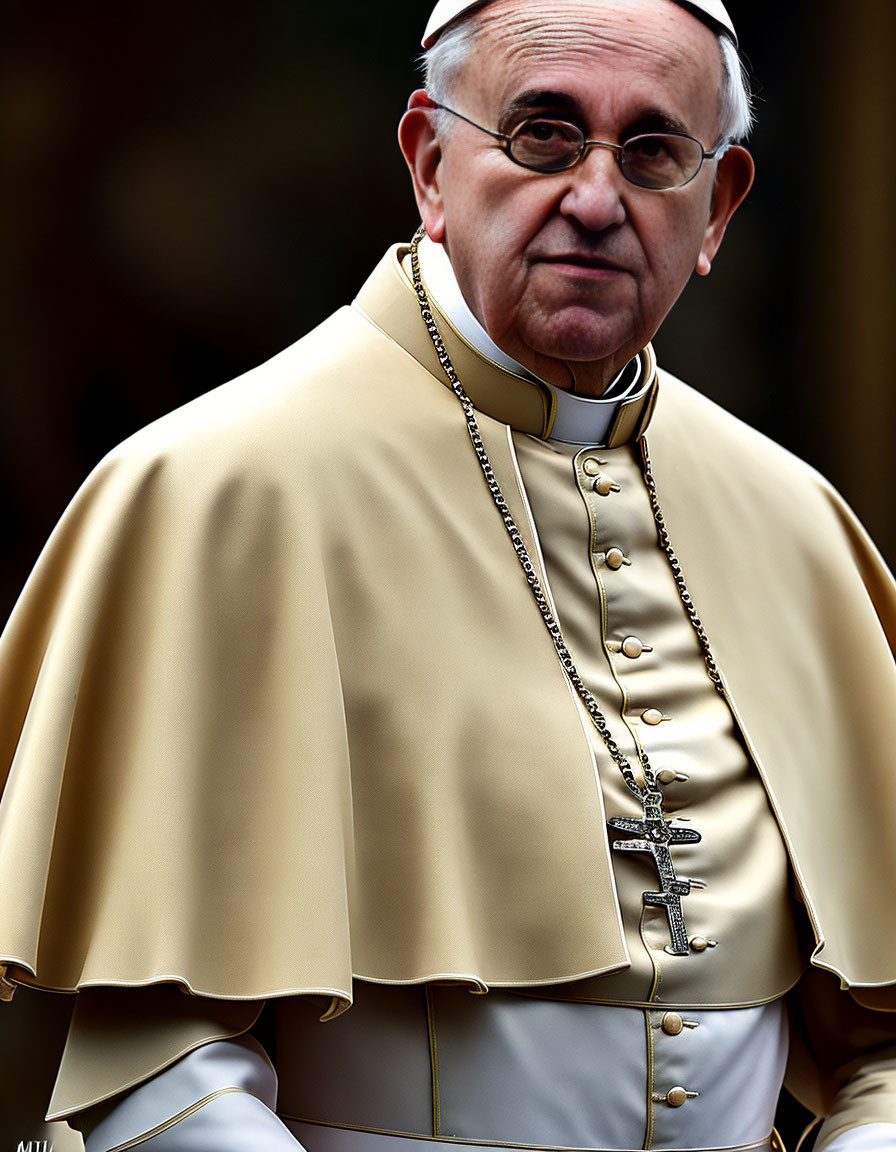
[429,102,728,191]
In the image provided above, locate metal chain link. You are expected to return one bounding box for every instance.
[639,439,726,693]
[408,227,728,801]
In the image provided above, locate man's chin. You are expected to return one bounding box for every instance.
[523,317,639,370]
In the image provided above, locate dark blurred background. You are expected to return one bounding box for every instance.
[2,0,895,624]
[1,1,894,1147]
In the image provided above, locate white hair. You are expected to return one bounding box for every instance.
[717,34,753,142]
[422,8,754,144]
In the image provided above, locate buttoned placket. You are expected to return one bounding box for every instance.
[575,445,709,1141]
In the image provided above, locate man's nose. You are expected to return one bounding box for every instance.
[558,146,627,232]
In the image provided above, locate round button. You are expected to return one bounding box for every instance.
[641,708,666,726]
[605,548,627,570]
[621,636,644,658]
[593,474,617,495]
[582,457,602,476]
[690,936,710,952]
[661,1012,684,1035]
[657,769,678,785]
[666,1087,689,1107]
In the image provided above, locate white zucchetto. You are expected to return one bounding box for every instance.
[422,0,737,47]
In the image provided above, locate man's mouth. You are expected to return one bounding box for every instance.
[536,253,628,278]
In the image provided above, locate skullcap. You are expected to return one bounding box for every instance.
[422,0,737,48]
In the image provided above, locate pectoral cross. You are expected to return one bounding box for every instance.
[607,790,701,955]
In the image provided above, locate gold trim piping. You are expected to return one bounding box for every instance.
[103,1086,250,1152]
[503,986,801,1011]
[642,1007,654,1150]
[280,1115,776,1152]
[3,968,351,1003]
[426,986,442,1137]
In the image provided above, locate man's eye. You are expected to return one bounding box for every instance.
[508,118,583,170]
[520,119,562,141]
[516,118,580,143]
[626,135,674,161]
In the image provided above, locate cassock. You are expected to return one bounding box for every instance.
[1,241,896,1151]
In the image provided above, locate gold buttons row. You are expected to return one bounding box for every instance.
[580,456,621,496]
[583,453,716,977]
[653,1016,700,1109]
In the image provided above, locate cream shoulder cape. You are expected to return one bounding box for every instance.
[1,246,895,1023]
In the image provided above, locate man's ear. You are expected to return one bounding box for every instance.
[696,145,755,275]
[398,90,446,242]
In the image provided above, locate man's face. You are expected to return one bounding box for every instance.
[402,0,753,392]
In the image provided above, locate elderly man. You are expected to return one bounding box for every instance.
[1,1,896,1150]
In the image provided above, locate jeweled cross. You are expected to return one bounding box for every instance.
[607,790,701,955]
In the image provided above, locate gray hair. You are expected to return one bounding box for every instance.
[422,9,754,144]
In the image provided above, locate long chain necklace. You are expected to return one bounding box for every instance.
[409,226,729,956]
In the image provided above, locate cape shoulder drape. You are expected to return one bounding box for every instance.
[1,246,895,1022]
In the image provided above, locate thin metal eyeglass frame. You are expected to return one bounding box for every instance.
[427,101,729,191]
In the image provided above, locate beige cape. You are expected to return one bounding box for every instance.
[1,247,895,1034]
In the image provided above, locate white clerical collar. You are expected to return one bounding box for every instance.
[417,235,652,446]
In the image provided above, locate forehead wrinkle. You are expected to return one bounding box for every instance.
[478,5,699,73]
[463,0,722,129]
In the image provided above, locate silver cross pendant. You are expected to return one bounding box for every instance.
[607,790,701,955]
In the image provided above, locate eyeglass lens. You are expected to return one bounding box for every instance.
[509,120,704,188]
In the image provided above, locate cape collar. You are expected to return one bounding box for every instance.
[354,244,658,448]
